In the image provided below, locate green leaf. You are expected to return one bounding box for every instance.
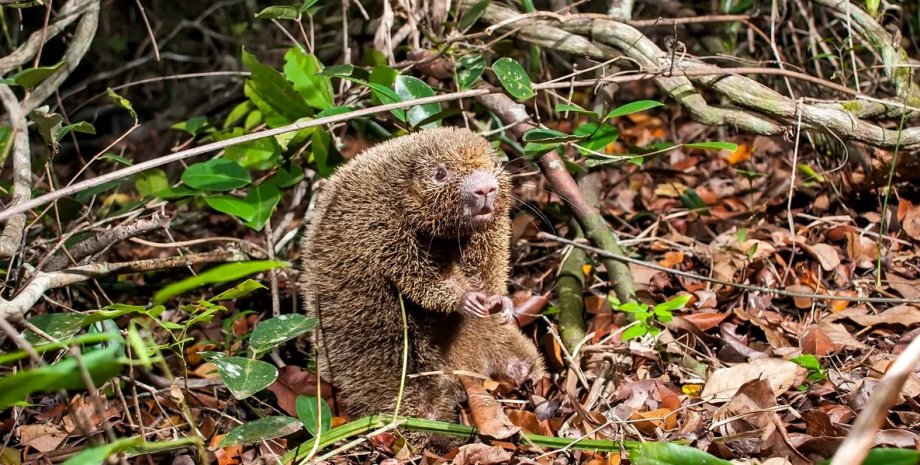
[393,75,440,128]
[456,54,485,90]
[62,436,145,465]
[107,88,137,120]
[0,126,11,157]
[243,48,313,125]
[522,128,582,144]
[574,122,619,155]
[58,121,96,142]
[24,313,87,344]
[621,323,648,341]
[492,58,535,100]
[210,279,267,301]
[318,64,354,77]
[296,395,332,437]
[310,127,342,177]
[181,159,251,192]
[28,106,64,147]
[219,416,303,447]
[11,61,65,89]
[255,5,300,19]
[224,101,254,129]
[205,195,257,221]
[101,153,132,165]
[653,294,691,313]
[224,138,279,170]
[315,106,354,118]
[459,0,490,29]
[865,0,880,16]
[126,322,153,369]
[202,353,278,399]
[134,169,169,198]
[250,314,317,354]
[74,178,127,202]
[0,344,123,408]
[522,141,561,158]
[556,103,600,119]
[630,441,731,465]
[283,48,334,111]
[852,448,920,465]
[413,107,462,129]
[171,116,207,136]
[604,100,664,120]
[683,141,738,151]
[271,164,305,188]
[242,182,282,231]
[679,187,710,215]
[153,260,287,304]
[791,354,822,371]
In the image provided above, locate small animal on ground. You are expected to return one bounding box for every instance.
[300,127,545,451]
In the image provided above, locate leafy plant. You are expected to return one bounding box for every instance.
[609,294,691,341]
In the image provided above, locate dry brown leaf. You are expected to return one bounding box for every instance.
[805,243,841,271]
[210,435,242,465]
[902,205,920,241]
[801,324,835,356]
[682,311,729,331]
[889,279,920,300]
[192,362,219,379]
[266,366,335,418]
[848,305,920,327]
[897,200,914,221]
[630,407,677,434]
[17,424,66,453]
[701,358,807,402]
[659,251,684,268]
[654,182,688,198]
[846,232,878,269]
[461,377,519,440]
[452,444,512,465]
[786,284,815,309]
[507,409,553,436]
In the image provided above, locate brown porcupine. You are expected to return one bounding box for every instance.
[299,127,545,452]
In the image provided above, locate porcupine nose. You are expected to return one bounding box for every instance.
[468,170,499,199]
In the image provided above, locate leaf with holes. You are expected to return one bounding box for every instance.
[456,54,485,90]
[250,315,317,355]
[202,353,278,399]
[492,58,535,100]
[219,416,303,447]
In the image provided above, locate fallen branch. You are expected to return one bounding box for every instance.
[0,248,248,319]
[0,0,96,75]
[556,221,587,354]
[44,214,171,272]
[0,85,30,259]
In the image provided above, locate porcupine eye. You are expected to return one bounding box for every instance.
[432,164,449,183]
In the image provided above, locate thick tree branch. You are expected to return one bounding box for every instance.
[0,85,30,259]
[0,0,96,76]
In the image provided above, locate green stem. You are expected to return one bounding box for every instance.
[282,415,633,463]
[557,221,588,354]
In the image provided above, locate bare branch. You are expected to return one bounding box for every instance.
[0,85,30,259]
[44,214,172,272]
[0,0,96,76]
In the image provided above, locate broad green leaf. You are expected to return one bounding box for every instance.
[107,88,137,120]
[413,107,462,129]
[250,314,317,354]
[28,106,64,147]
[202,353,278,399]
[205,195,257,221]
[310,125,342,177]
[621,323,648,341]
[604,100,664,120]
[11,61,65,89]
[456,54,485,90]
[296,395,332,436]
[171,116,207,136]
[358,80,407,122]
[315,106,354,118]
[210,279,267,301]
[653,294,691,313]
[865,0,880,16]
[90,304,164,322]
[394,75,440,128]
[57,121,96,142]
[459,0,490,29]
[522,128,582,144]
[219,416,303,447]
[271,164,305,188]
[283,48,333,111]
[154,260,287,303]
[181,159,251,192]
[62,436,144,465]
[522,141,561,158]
[157,186,198,199]
[630,441,731,465]
[844,448,920,465]
[0,126,11,157]
[492,58,535,100]
[126,322,153,369]
[255,5,300,19]
[243,48,312,125]
[24,313,87,344]
[683,141,737,151]
[0,344,123,408]
[224,138,279,170]
[574,123,619,155]
[242,182,282,231]
[134,169,169,198]
[299,0,321,13]
[318,64,354,77]
[556,103,600,119]
[224,101,254,129]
